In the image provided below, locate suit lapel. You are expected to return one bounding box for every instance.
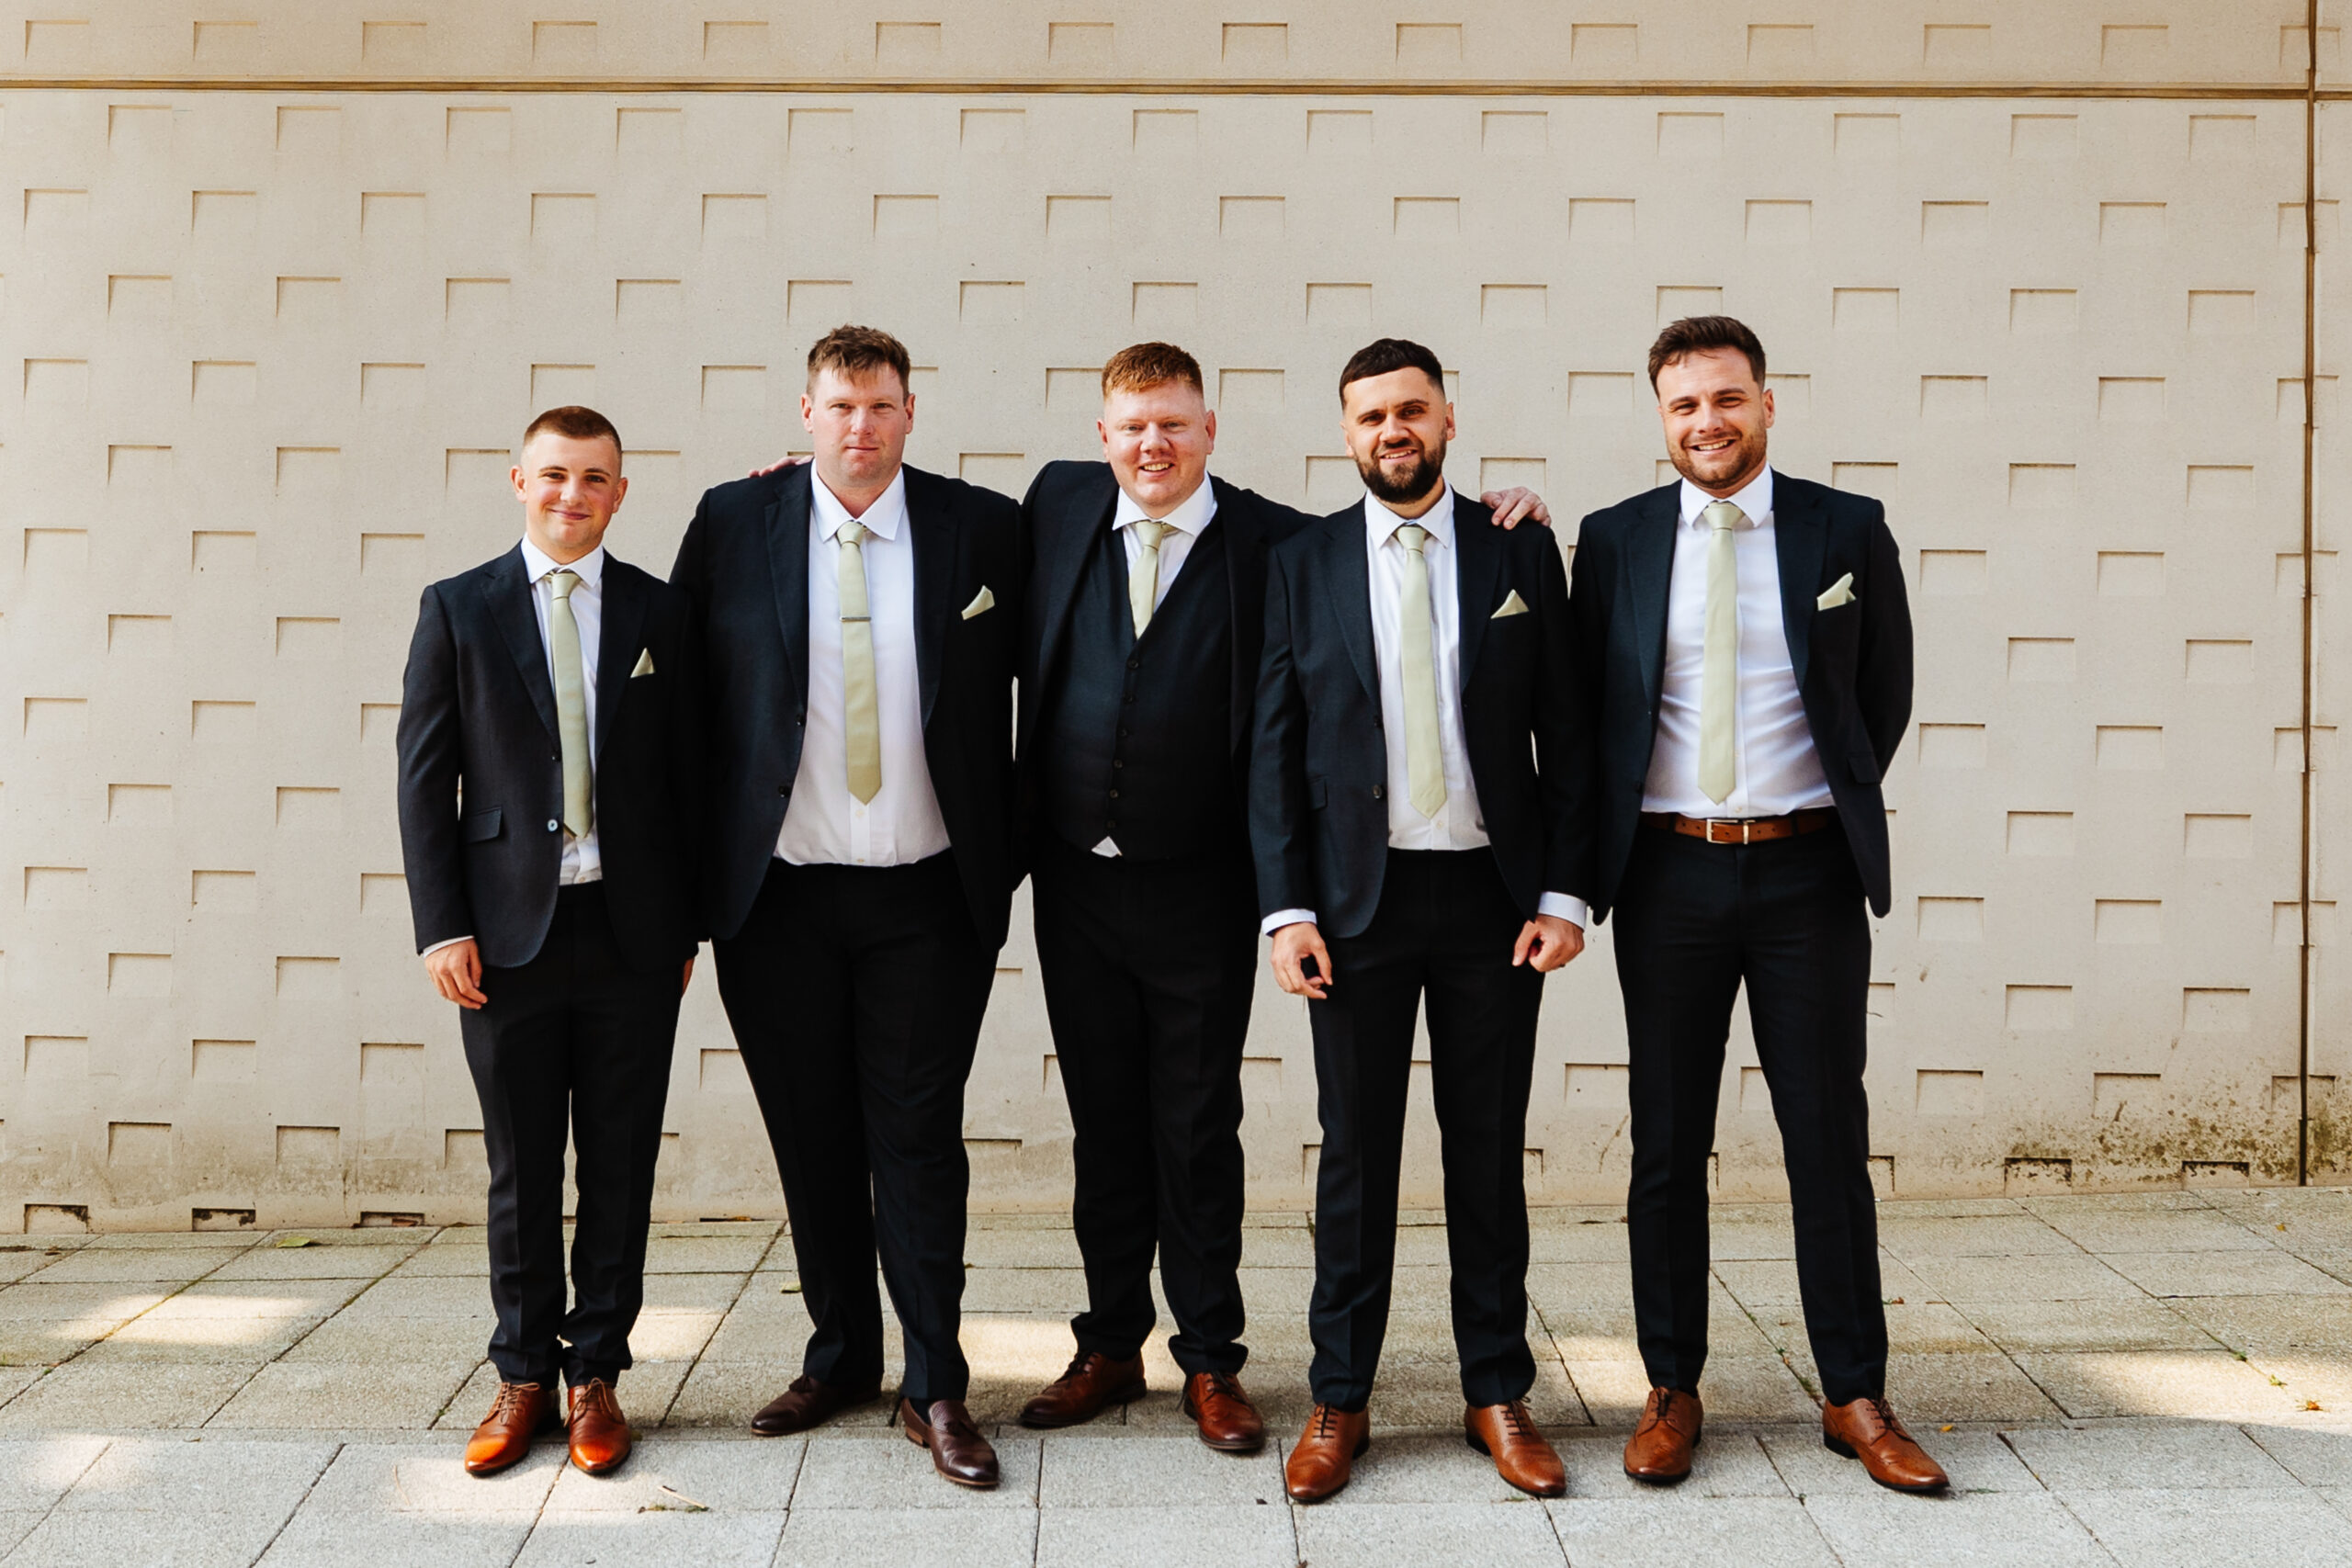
[906,468,955,730]
[1627,485,1679,707]
[763,467,811,718]
[1320,509,1379,707]
[1216,478,1261,754]
[1038,468,1117,706]
[1451,491,1502,687]
[486,547,560,746]
[592,559,647,762]
[1771,475,1827,688]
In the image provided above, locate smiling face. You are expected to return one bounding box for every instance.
[1655,345,1774,497]
[803,363,913,502]
[1341,366,1453,510]
[512,431,627,563]
[1099,379,1216,515]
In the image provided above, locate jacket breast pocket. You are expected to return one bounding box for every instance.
[461,807,503,843]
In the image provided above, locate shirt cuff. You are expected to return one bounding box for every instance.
[421,935,474,958]
[1261,908,1318,937]
[1537,893,1588,929]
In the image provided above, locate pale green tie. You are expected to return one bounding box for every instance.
[1396,523,1446,821]
[836,518,881,805]
[1698,500,1746,805]
[1128,518,1167,637]
[548,569,593,838]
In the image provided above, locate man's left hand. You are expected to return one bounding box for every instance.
[1513,916,1584,972]
[1480,487,1553,530]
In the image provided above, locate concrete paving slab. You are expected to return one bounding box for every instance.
[258,1511,532,1567]
[2245,1425,2352,1485]
[962,1267,1094,1313]
[0,1370,41,1412]
[539,1433,802,1511]
[1038,1434,1283,1506]
[2004,1423,2301,1489]
[1552,1430,1793,1499]
[2015,1350,2306,1420]
[1877,1217,2083,1260]
[330,1277,497,1317]
[207,1359,480,1429]
[379,1249,492,1280]
[59,1436,337,1512]
[2170,1298,2352,1353]
[1547,1495,1838,1567]
[662,1359,849,1429]
[2318,1484,2352,1525]
[0,1283,171,1323]
[207,1247,422,1284]
[960,1228,1090,1270]
[792,1427,1041,1507]
[1961,1299,2222,1353]
[1525,1221,1632,1266]
[1804,1491,2110,1568]
[1761,1428,2041,1495]
[1560,1355,1659,1425]
[2034,1210,2282,1255]
[300,1440,564,1514]
[7,1507,293,1568]
[0,1436,107,1507]
[0,1364,250,1430]
[1800,1350,2064,1424]
[0,1251,72,1286]
[2100,1251,2352,1299]
[0,1512,40,1557]
[75,1316,321,1366]
[640,1236,772,1275]
[283,1317,493,1364]
[2056,1485,2352,1568]
[511,1510,789,1567]
[1293,1499,1567,1567]
[1904,1253,2145,1304]
[1035,1503,1298,1568]
[1526,1264,1643,1311]
[773,1507,1037,1568]
[141,1282,368,1321]
[26,1249,246,1286]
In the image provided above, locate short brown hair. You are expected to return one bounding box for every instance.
[1647,315,1767,389]
[1339,337,1444,401]
[807,323,912,395]
[1100,342,1204,399]
[523,405,622,466]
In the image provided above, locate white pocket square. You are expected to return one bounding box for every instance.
[1490,590,1531,620]
[628,648,655,677]
[960,586,995,620]
[1816,573,1857,612]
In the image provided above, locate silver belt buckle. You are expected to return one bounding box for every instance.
[1704,818,1750,845]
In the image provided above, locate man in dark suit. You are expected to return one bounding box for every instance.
[1252,339,1584,1503]
[398,405,702,1479]
[1012,343,1555,1453]
[669,325,1019,1489]
[1566,316,1944,1493]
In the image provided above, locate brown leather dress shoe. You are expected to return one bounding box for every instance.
[1283,1403,1370,1503]
[1822,1396,1951,1492]
[1181,1371,1265,1453]
[565,1378,632,1474]
[750,1374,882,1436]
[900,1397,1001,1488]
[464,1381,560,1476]
[1018,1350,1147,1428]
[1623,1386,1702,1483]
[1465,1400,1567,1497]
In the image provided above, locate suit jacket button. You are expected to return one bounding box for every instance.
[547,818,560,832]
[777,784,788,795]
[1372,785,1385,800]
[1126,658,1140,671]
[1109,789,1119,799]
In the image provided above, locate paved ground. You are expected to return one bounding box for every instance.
[0,1188,2346,1564]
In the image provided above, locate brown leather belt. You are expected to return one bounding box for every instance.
[1641,807,1838,845]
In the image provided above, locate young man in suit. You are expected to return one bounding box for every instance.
[398,406,703,1478]
[1566,316,1943,1492]
[1252,339,1585,1503]
[1012,344,1555,1453]
[669,325,1020,1489]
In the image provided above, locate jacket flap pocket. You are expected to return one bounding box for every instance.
[1848,750,1881,785]
[461,807,503,842]
[1307,777,1329,808]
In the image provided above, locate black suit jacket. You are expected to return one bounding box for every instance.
[1566,472,1913,920]
[396,546,704,972]
[1250,491,1579,940]
[1016,463,1313,850]
[669,463,1023,949]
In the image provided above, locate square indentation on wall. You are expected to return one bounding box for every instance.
[1567,372,1634,417]
[1745,200,1809,245]
[530,365,594,407]
[1047,20,1113,67]
[1047,195,1112,244]
[276,276,340,323]
[362,191,425,243]
[1571,22,1637,65]
[786,280,851,325]
[701,367,767,413]
[104,104,167,155]
[1218,197,1283,241]
[2007,464,2072,508]
[1565,1062,1629,1109]
[1835,115,1899,161]
[2006,811,2074,856]
[530,193,594,243]
[1657,286,1722,322]
[1921,202,1988,246]
[107,446,172,489]
[275,787,341,829]
[1217,369,1282,418]
[277,106,339,155]
[2276,900,2335,947]
[2093,1073,2161,1116]
[1134,282,1199,333]
[2011,115,2076,160]
[1220,22,1283,67]
[699,1049,751,1092]
[108,784,171,825]
[191,870,258,911]
[875,21,941,63]
[1306,283,1372,332]
[276,957,340,999]
[1568,199,1634,243]
[1396,22,1463,64]
[2009,289,2076,333]
[1306,457,1363,508]
[1917,550,1985,595]
[359,873,405,914]
[1394,197,1460,240]
[107,1122,172,1166]
[1747,23,1812,67]
[2183,815,2252,859]
[2096,552,2163,596]
[702,194,766,243]
[191,700,256,743]
[109,275,172,320]
[959,108,1021,152]
[788,107,854,153]
[1916,1070,1984,1115]
[2184,639,2253,683]
[1920,377,1986,418]
[2095,726,2163,770]
[1482,112,1545,154]
[444,1130,487,1172]
[2182,988,2251,1032]
[24,698,87,741]
[2005,986,2073,1030]
[616,279,681,327]
[2188,115,2256,162]
[23,18,91,63]
[2099,202,2165,244]
[874,195,939,236]
[108,953,172,996]
[2188,292,2255,336]
[362,20,424,63]
[1043,367,1102,413]
[1738,1066,1771,1113]
[704,20,767,64]
[958,454,1026,490]
[1657,113,1723,158]
[616,107,680,155]
[192,361,257,407]
[2095,900,2162,944]
[1917,897,1983,942]
[2187,466,2254,511]
[191,190,257,239]
[1922,24,1990,68]
[2098,378,2165,422]
[2100,25,2167,69]
[1136,109,1201,151]
[959,282,1023,323]
[276,1125,339,1166]
[1917,724,1985,768]
[2007,638,2075,682]
[275,449,341,497]
[361,362,424,410]
[25,1037,88,1077]
[532,18,595,67]
[1768,375,1809,417]
[446,107,511,154]
[1829,462,1894,497]
[1832,288,1898,333]
[25,529,88,573]
[192,1040,254,1081]
[1479,458,1545,493]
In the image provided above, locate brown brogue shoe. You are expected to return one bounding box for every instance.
[1822,1396,1950,1493]
[464,1381,560,1476]
[750,1374,882,1437]
[1181,1371,1265,1453]
[1623,1386,1702,1483]
[565,1378,632,1474]
[1283,1403,1370,1503]
[1018,1349,1147,1428]
[900,1397,1001,1488]
[1465,1400,1567,1498]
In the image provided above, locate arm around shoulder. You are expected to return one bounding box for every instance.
[394,583,473,955]
[1854,504,1913,772]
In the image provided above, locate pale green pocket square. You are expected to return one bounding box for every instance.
[1490,590,1531,619]
[628,649,655,677]
[961,586,996,620]
[1816,573,1857,612]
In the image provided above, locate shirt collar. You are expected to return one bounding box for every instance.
[811,466,909,543]
[1365,481,1456,549]
[519,536,605,590]
[1113,471,1219,536]
[1678,465,1774,529]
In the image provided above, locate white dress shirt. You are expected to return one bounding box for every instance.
[1262,484,1585,934]
[776,468,953,867]
[1094,475,1222,858]
[1641,467,1834,818]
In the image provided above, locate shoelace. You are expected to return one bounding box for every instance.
[489,1382,542,1421]
[1203,1372,1244,1404]
[1049,1352,1101,1390]
[1500,1401,1536,1440]
[1645,1388,1677,1429]
[1865,1397,1907,1440]
[1312,1403,1341,1439]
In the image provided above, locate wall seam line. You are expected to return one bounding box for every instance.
[2300,0,2321,1188]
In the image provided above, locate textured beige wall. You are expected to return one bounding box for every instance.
[0,2,2336,1230]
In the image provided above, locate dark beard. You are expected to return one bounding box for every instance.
[1357,440,1445,504]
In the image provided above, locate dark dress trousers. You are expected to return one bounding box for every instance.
[670,462,1020,1405]
[396,545,702,1387]
[1250,493,1578,1410]
[1566,474,1912,1406]
[1016,462,1313,1376]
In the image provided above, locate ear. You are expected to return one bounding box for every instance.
[1761,387,1776,431]
[1201,407,1217,453]
[510,465,527,502]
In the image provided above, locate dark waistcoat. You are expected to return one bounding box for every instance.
[1041,520,1236,862]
